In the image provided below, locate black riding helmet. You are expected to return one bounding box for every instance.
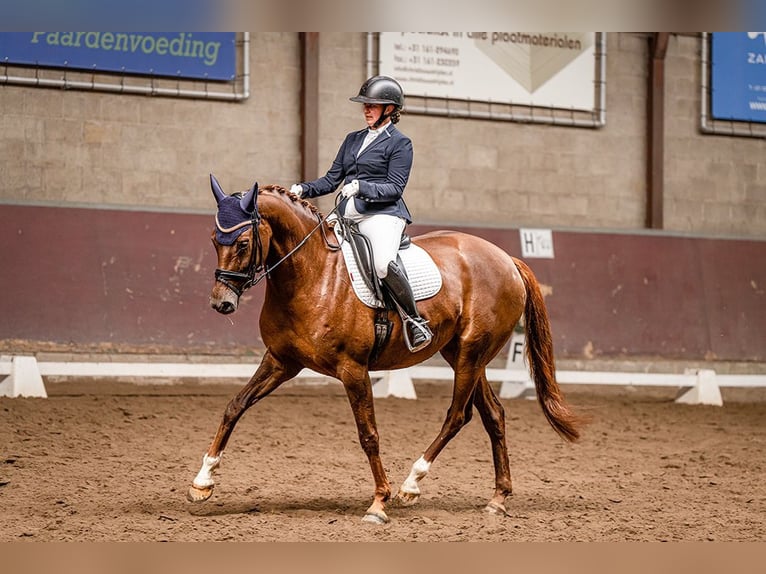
[350,75,405,108]
[350,75,404,128]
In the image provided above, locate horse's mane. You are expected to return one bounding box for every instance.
[260,184,323,218]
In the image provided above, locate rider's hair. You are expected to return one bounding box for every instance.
[390,108,401,125]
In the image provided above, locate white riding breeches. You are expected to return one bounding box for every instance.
[343,199,406,279]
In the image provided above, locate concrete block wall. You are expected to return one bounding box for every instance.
[304,32,369,215]
[664,34,766,236]
[400,32,650,230]
[0,33,302,212]
[1,32,764,237]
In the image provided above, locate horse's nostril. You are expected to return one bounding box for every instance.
[212,300,236,315]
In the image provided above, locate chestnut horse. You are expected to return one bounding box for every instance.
[187,176,580,523]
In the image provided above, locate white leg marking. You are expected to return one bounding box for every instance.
[400,455,431,495]
[192,453,222,488]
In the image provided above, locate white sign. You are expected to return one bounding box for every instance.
[499,332,535,399]
[379,32,597,111]
[519,228,554,258]
[507,332,527,369]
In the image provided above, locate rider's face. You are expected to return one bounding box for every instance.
[363,103,392,128]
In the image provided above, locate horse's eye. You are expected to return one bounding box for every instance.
[236,239,249,253]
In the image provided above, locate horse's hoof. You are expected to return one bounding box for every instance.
[484,501,509,517]
[186,484,214,503]
[362,511,390,525]
[394,489,420,507]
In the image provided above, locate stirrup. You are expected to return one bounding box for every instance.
[402,317,432,353]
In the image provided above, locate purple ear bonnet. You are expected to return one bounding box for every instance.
[210,175,258,246]
[215,196,252,245]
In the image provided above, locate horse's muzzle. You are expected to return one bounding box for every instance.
[210,287,239,314]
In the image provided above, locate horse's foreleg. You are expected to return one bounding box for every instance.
[395,368,479,506]
[473,375,513,516]
[187,351,300,503]
[341,369,392,524]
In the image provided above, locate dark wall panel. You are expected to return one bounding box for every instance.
[0,205,263,354]
[1,206,764,362]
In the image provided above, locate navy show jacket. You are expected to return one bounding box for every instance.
[300,124,414,223]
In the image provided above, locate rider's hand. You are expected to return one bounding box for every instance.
[341,180,359,198]
[290,184,304,198]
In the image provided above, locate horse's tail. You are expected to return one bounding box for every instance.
[513,257,581,443]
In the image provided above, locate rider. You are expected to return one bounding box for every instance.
[290,75,432,352]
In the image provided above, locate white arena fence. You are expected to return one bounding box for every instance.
[2,350,765,407]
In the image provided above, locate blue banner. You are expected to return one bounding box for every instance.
[711,32,766,123]
[0,32,236,81]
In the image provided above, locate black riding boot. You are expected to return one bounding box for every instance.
[381,261,433,352]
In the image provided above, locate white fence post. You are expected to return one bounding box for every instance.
[372,369,417,399]
[675,368,723,406]
[0,356,48,398]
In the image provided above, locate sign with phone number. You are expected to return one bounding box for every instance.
[711,32,766,123]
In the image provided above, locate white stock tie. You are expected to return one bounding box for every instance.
[357,130,380,156]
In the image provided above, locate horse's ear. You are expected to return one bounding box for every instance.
[210,174,226,205]
[239,182,258,214]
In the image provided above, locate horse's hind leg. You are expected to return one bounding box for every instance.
[187,350,300,503]
[395,365,480,506]
[473,375,513,516]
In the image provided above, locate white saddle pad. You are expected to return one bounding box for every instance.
[334,226,442,309]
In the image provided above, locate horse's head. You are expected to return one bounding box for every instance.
[209,174,269,314]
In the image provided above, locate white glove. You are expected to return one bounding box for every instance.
[290,184,304,198]
[341,179,359,198]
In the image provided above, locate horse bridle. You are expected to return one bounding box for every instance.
[214,195,341,297]
[213,193,265,298]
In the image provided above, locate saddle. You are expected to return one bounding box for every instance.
[346,223,411,305]
[333,218,442,359]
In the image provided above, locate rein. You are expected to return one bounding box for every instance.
[215,200,341,296]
